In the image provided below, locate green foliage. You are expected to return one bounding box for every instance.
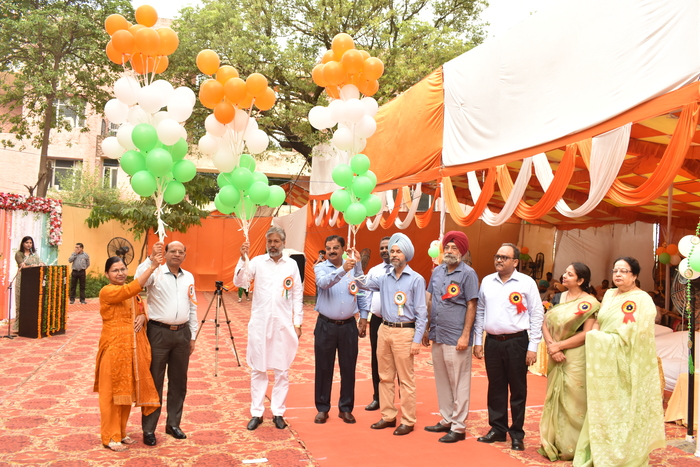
[164,0,486,160]
[0,0,134,197]
[85,271,110,298]
[48,167,122,206]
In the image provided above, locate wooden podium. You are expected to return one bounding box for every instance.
[18,266,68,338]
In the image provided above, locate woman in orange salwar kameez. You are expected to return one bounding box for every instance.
[94,255,162,452]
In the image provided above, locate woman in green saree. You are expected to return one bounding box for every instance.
[573,257,665,467]
[538,262,599,461]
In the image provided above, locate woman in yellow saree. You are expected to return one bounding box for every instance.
[573,257,665,467]
[538,262,599,461]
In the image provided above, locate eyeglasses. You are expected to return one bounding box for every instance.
[109,268,128,274]
[494,255,514,262]
[611,269,631,275]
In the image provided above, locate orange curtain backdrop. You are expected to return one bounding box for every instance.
[145,216,272,291]
[607,102,700,205]
[442,168,497,227]
[0,209,10,319]
[364,67,444,186]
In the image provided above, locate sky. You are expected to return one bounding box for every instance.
[131,0,558,38]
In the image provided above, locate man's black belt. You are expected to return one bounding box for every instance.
[382,320,415,328]
[318,314,355,325]
[149,320,188,331]
[487,330,527,341]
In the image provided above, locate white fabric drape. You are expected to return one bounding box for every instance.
[467,158,533,226]
[309,143,350,196]
[393,183,422,229]
[9,211,47,319]
[273,207,307,253]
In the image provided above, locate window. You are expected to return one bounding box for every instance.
[101,120,119,136]
[103,159,119,188]
[55,99,86,129]
[49,160,80,190]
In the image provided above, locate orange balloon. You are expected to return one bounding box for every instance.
[156,27,179,55]
[129,24,145,36]
[359,50,370,60]
[135,5,158,28]
[655,246,667,255]
[321,50,335,64]
[323,61,344,86]
[199,79,225,109]
[196,49,220,76]
[363,57,384,81]
[358,79,379,97]
[131,53,155,74]
[667,244,679,255]
[105,14,129,36]
[214,100,236,124]
[134,28,160,56]
[349,72,363,87]
[105,41,126,65]
[246,73,268,97]
[254,87,276,111]
[111,30,135,55]
[521,246,529,254]
[325,86,340,99]
[331,33,354,60]
[312,64,328,87]
[341,49,364,75]
[239,93,254,109]
[224,77,247,104]
[154,55,169,74]
[216,65,239,85]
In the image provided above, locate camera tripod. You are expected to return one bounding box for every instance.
[194,281,241,376]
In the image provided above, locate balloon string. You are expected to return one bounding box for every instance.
[153,178,169,243]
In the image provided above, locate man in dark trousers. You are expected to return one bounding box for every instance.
[68,243,90,304]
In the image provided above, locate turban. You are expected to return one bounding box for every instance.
[388,233,415,262]
[443,231,469,256]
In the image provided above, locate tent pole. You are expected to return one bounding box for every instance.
[665,185,672,315]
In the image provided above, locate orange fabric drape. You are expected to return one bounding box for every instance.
[607,103,700,205]
[414,186,441,229]
[442,168,497,227]
[379,193,404,229]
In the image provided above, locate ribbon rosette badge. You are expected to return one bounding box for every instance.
[441,283,461,300]
[188,284,198,305]
[575,301,591,316]
[348,281,358,296]
[394,291,407,316]
[283,276,294,299]
[621,300,637,323]
[509,291,527,314]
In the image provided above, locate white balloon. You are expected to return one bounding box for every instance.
[345,99,366,124]
[198,134,219,155]
[153,111,171,126]
[101,136,124,159]
[339,84,360,101]
[243,118,259,140]
[127,105,150,125]
[173,86,197,107]
[114,76,141,106]
[151,80,175,104]
[328,99,347,124]
[353,136,367,153]
[205,114,226,137]
[308,106,334,130]
[679,235,700,257]
[337,122,351,130]
[331,127,353,151]
[137,85,164,114]
[104,99,129,124]
[361,97,379,117]
[246,129,269,154]
[179,125,188,141]
[167,96,194,122]
[116,123,137,151]
[233,108,249,133]
[679,258,700,279]
[212,147,236,172]
[157,119,182,146]
[355,115,377,138]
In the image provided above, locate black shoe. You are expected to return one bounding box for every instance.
[370,419,396,429]
[247,416,263,430]
[477,431,507,443]
[143,432,156,446]
[511,439,525,451]
[80,300,87,304]
[272,416,287,429]
[439,431,466,443]
[70,300,75,304]
[365,400,380,411]
[165,426,187,439]
[314,412,329,424]
[424,422,451,433]
[338,412,356,424]
[393,424,414,436]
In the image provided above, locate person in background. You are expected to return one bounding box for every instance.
[69,242,90,305]
[594,279,609,301]
[238,286,250,302]
[539,272,552,298]
[13,235,45,333]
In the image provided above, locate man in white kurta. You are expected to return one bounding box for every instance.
[235,226,303,430]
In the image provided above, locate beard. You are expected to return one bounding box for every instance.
[443,253,460,265]
[268,247,282,258]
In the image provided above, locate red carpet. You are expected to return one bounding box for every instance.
[0,292,696,466]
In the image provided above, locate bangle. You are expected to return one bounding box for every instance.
[294,325,302,329]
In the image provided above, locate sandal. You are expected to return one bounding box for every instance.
[121,436,137,445]
[104,441,128,452]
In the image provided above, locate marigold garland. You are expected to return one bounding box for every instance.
[0,193,62,246]
[34,266,68,337]
[37,267,44,339]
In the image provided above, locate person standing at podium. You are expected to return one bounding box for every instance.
[13,235,45,333]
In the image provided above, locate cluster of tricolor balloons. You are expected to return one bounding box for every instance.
[213,154,286,219]
[329,154,381,225]
[104,6,178,74]
[662,236,700,280]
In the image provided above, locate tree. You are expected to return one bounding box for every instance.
[165,0,487,162]
[0,0,133,197]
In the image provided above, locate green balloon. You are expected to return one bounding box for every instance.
[217,172,234,188]
[239,153,256,172]
[266,185,286,207]
[231,167,253,190]
[361,194,382,217]
[352,175,373,199]
[365,170,377,188]
[689,250,700,272]
[120,150,146,176]
[171,138,188,161]
[219,185,240,206]
[350,153,370,175]
[331,189,352,212]
[130,170,157,197]
[146,148,173,177]
[214,194,235,214]
[332,164,354,188]
[428,246,440,258]
[235,196,256,220]
[344,202,367,225]
[248,181,270,204]
[132,123,158,152]
[172,160,196,183]
[658,252,671,265]
[163,180,186,204]
[252,171,268,185]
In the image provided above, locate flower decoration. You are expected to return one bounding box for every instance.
[0,193,63,246]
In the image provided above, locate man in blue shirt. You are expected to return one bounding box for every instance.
[313,235,369,425]
[361,233,427,436]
